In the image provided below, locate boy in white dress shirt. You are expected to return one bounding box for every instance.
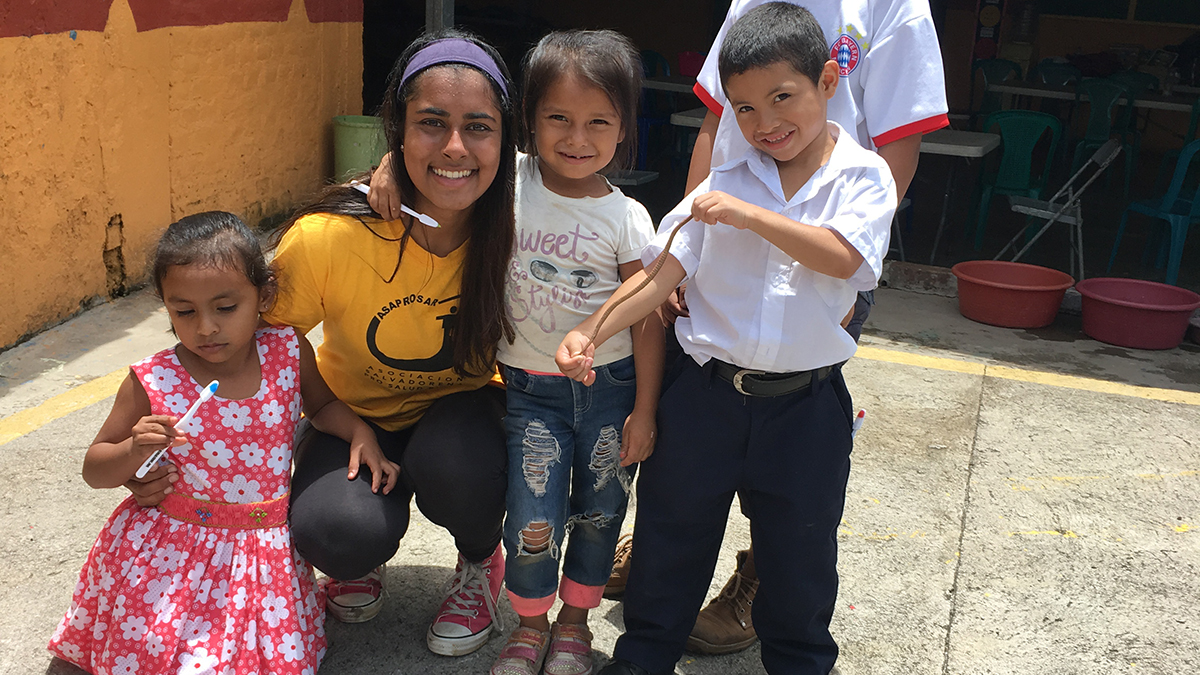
[556,4,896,674]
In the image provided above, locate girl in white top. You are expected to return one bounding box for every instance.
[489,30,662,675]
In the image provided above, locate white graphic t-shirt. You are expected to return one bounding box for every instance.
[499,153,655,371]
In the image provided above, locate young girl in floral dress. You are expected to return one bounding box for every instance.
[48,211,399,675]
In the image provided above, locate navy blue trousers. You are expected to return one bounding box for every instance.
[614,356,855,675]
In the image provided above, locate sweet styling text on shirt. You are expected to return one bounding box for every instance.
[509,224,602,334]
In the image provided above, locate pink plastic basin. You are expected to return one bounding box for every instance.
[1075,278,1200,350]
[951,260,1075,328]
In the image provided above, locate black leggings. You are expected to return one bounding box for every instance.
[289,387,508,580]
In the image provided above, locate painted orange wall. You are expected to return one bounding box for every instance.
[0,0,362,350]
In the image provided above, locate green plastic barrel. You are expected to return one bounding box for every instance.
[332,115,386,181]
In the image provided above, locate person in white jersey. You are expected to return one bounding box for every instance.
[610,0,950,656]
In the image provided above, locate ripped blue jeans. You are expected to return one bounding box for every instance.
[501,356,637,614]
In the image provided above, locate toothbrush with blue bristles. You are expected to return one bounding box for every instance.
[135,380,219,483]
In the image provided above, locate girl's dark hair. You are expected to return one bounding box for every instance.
[718,2,829,90]
[153,211,275,301]
[520,30,642,173]
[274,28,516,378]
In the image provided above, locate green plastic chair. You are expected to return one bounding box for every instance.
[1108,70,1157,152]
[970,59,1023,126]
[1107,139,1200,285]
[1071,78,1138,198]
[972,111,1062,250]
[1109,69,1159,93]
[1030,60,1082,136]
[1154,96,1200,192]
[1032,60,1081,87]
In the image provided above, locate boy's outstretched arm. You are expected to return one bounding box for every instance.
[557,255,685,384]
[692,191,865,280]
[618,260,664,466]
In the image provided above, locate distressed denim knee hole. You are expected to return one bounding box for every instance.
[588,425,631,493]
[521,419,561,497]
[518,521,559,559]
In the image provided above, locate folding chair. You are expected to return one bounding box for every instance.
[993,139,1122,280]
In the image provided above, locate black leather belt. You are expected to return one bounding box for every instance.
[711,360,836,397]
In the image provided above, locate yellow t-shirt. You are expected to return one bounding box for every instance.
[265,213,496,431]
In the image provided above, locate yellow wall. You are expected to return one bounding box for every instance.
[0,0,362,350]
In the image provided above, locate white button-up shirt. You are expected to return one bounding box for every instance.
[643,123,896,372]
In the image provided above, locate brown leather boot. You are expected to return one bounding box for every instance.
[604,533,634,598]
[686,549,759,654]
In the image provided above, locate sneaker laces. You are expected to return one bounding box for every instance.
[440,559,504,633]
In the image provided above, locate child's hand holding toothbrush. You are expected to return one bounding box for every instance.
[131,414,185,459]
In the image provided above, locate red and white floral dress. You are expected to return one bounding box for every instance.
[49,326,326,675]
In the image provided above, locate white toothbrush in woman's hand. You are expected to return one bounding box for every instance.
[350,181,440,228]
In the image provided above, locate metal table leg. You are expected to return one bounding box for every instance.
[928,160,958,265]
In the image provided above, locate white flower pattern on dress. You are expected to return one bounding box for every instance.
[110,653,138,674]
[163,393,190,415]
[261,592,290,628]
[280,631,304,662]
[117,612,145,638]
[177,647,219,674]
[181,464,210,491]
[144,365,181,393]
[178,415,204,437]
[259,400,285,428]
[276,366,296,391]
[267,444,290,475]
[48,327,322,675]
[237,443,265,467]
[200,441,234,469]
[221,475,263,504]
[144,632,165,656]
[218,402,252,432]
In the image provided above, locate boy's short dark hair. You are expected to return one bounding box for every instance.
[718,2,829,90]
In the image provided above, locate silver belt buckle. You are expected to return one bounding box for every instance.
[732,368,765,395]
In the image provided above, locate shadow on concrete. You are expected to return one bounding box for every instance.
[0,288,170,405]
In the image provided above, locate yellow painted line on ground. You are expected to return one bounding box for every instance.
[986,364,1200,406]
[857,345,1200,406]
[855,345,986,375]
[2,342,1197,447]
[0,368,126,446]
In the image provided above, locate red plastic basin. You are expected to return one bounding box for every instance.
[1075,278,1200,350]
[951,261,1074,328]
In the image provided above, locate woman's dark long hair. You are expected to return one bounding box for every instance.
[275,28,516,378]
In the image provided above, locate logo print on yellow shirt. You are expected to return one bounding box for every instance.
[366,296,459,372]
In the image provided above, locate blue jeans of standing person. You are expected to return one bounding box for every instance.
[501,356,638,616]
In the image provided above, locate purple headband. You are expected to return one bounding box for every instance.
[400,38,509,97]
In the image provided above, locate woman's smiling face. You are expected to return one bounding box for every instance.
[402,66,503,227]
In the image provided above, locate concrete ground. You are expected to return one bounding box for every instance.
[1,285,1196,675]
